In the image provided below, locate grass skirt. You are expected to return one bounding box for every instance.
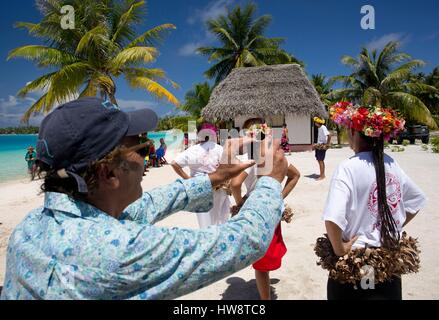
[314,232,420,285]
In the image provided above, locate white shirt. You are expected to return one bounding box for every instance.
[317,125,330,144]
[174,141,223,177]
[323,152,427,248]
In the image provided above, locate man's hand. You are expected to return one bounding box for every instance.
[209,138,256,188]
[259,138,288,183]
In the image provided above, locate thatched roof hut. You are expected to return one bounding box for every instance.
[202,64,327,121]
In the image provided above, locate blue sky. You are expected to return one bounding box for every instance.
[0,0,438,127]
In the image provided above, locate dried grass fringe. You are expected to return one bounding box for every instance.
[231,199,294,224]
[314,232,420,285]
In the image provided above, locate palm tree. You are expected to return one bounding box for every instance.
[197,3,298,84]
[332,41,438,128]
[181,82,213,119]
[311,74,335,106]
[411,67,439,115]
[8,0,179,123]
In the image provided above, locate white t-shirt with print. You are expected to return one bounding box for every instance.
[317,125,330,144]
[323,151,427,248]
[174,141,223,177]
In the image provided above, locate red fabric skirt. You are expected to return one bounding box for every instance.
[253,223,287,272]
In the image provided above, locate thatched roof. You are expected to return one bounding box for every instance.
[202,64,327,121]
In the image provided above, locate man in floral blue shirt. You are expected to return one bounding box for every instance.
[1,97,288,300]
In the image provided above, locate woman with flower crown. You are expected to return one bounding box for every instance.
[315,102,427,300]
[231,118,300,300]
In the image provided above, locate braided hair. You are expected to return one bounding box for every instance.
[364,134,400,249]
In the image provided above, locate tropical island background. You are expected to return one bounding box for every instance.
[1,0,439,182]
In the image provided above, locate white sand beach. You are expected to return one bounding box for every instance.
[1,145,438,300]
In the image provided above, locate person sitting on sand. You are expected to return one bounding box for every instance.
[156,138,167,166]
[0,97,288,300]
[315,102,426,300]
[313,117,331,180]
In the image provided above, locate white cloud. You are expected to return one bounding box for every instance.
[0,95,43,127]
[117,99,159,112]
[423,31,439,42]
[0,96,19,108]
[188,0,235,25]
[178,42,204,56]
[180,0,236,57]
[366,33,411,51]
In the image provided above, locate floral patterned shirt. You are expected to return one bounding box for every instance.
[1,175,282,300]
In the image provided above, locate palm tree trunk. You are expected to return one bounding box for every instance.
[109,93,117,106]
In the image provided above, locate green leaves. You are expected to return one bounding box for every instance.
[181,82,213,119]
[7,45,77,68]
[10,0,178,123]
[111,46,157,70]
[199,2,296,84]
[335,40,437,128]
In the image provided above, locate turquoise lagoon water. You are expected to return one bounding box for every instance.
[0,131,181,183]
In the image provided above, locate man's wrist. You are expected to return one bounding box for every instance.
[208,172,222,188]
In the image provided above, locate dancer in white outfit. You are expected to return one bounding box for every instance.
[171,124,230,229]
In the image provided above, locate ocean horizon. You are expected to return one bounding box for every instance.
[0,132,179,184]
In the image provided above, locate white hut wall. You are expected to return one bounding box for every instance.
[285,114,312,145]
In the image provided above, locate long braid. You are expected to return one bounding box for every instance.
[371,136,400,249]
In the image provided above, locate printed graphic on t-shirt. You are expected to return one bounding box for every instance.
[368,172,402,218]
[200,150,220,170]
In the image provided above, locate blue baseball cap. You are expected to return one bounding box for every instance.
[36,97,158,193]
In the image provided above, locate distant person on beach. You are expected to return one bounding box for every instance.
[313,117,331,180]
[171,123,230,229]
[315,102,426,300]
[25,146,37,180]
[156,138,167,166]
[1,97,288,300]
[280,123,290,153]
[183,133,188,150]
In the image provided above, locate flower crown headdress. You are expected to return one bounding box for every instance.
[247,123,270,137]
[329,101,405,141]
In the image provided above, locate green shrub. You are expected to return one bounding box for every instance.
[433,115,439,128]
[391,146,405,152]
[421,144,429,151]
[431,137,439,147]
[432,145,439,153]
[402,140,410,146]
[384,141,390,149]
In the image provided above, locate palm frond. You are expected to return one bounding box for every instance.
[45,62,90,108]
[212,27,239,49]
[386,92,438,128]
[111,0,145,44]
[126,75,179,106]
[17,72,57,98]
[76,25,109,55]
[341,55,360,68]
[127,24,176,48]
[21,93,48,124]
[7,45,77,67]
[363,87,382,105]
[111,46,157,70]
